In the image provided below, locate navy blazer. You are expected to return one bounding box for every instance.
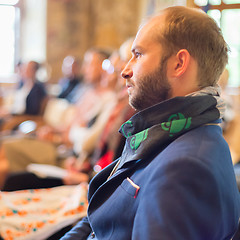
[25,81,46,115]
[61,124,240,240]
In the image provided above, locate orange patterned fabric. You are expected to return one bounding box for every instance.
[0,184,88,240]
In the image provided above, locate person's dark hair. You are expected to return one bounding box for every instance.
[158,6,229,88]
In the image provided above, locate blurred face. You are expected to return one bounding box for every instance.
[62,56,77,78]
[121,16,172,111]
[101,53,121,89]
[82,51,104,84]
[23,61,37,81]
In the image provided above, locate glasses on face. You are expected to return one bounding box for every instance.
[102,59,115,74]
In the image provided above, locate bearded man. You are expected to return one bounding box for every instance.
[61,6,240,240]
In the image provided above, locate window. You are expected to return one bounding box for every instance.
[194,0,240,87]
[0,1,19,80]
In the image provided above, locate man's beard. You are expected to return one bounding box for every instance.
[129,59,172,111]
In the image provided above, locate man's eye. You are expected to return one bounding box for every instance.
[135,52,142,58]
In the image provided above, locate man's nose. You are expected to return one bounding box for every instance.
[121,62,133,79]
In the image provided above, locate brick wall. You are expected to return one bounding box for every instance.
[46,0,140,82]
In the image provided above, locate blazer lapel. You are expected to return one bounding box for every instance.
[88,160,117,200]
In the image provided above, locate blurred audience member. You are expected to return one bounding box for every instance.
[58,55,85,104]
[0,61,48,132]
[11,60,47,116]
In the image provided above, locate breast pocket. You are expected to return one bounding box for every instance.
[121,177,140,198]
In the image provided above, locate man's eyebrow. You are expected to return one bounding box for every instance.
[131,46,143,53]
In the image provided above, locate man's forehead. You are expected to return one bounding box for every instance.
[132,15,165,51]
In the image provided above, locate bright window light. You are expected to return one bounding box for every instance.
[208,10,221,27]
[0,0,19,5]
[0,6,15,77]
[223,0,240,3]
[194,0,208,6]
[209,0,221,5]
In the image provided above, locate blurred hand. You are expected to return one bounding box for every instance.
[63,171,89,185]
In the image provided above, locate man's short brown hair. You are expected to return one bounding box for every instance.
[158,6,228,88]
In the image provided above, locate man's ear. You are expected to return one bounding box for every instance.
[170,49,190,78]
